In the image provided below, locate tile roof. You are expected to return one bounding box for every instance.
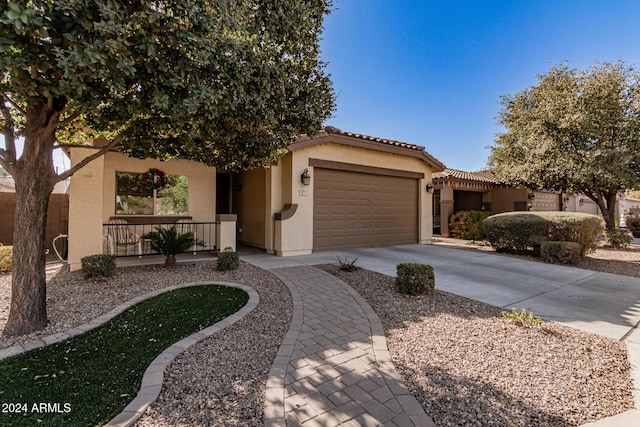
[432,168,503,184]
[296,126,446,171]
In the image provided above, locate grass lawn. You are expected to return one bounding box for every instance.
[0,284,248,426]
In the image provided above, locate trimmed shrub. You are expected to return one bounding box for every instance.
[605,229,633,248]
[217,250,240,271]
[81,254,116,279]
[395,263,435,295]
[540,241,582,265]
[449,210,493,240]
[627,216,640,238]
[483,211,604,256]
[0,244,12,273]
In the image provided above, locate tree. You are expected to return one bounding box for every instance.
[0,0,334,335]
[488,61,640,230]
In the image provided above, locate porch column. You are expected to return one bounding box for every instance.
[440,185,454,237]
[216,214,237,251]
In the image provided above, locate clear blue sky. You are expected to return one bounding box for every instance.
[319,0,640,171]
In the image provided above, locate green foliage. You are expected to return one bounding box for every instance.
[217,250,240,271]
[80,254,116,279]
[337,255,360,272]
[0,285,247,426]
[501,308,542,327]
[395,263,435,296]
[483,212,604,256]
[0,244,12,273]
[449,210,493,240]
[627,216,640,238]
[605,229,633,248]
[488,61,640,230]
[143,226,204,257]
[540,241,583,265]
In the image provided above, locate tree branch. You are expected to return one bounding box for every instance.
[56,110,81,129]
[54,139,120,183]
[0,152,14,175]
[0,100,17,166]
[0,90,26,116]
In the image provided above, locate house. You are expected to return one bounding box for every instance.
[67,127,445,270]
[432,168,603,236]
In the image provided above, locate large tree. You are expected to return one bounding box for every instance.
[488,60,640,230]
[0,0,334,335]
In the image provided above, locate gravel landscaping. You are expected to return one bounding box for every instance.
[0,251,637,426]
[319,264,634,427]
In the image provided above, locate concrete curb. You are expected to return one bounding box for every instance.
[0,281,259,427]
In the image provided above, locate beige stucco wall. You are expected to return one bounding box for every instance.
[273,142,435,256]
[68,149,216,270]
[490,187,528,213]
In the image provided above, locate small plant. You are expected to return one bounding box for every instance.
[337,255,360,272]
[0,244,12,273]
[627,216,640,238]
[81,254,116,279]
[217,249,240,271]
[143,226,204,266]
[502,308,542,327]
[540,241,582,265]
[605,228,632,248]
[395,263,435,295]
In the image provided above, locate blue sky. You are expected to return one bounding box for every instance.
[319,0,640,171]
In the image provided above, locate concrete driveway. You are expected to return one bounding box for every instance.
[242,243,640,341]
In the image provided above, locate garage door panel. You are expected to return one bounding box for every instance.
[313,168,418,251]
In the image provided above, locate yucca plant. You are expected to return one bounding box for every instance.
[143,226,204,265]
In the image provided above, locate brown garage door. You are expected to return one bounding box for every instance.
[313,168,418,251]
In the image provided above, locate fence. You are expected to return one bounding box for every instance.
[102,221,218,257]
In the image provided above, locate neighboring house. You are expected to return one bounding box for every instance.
[432,168,604,236]
[67,127,445,270]
[0,172,70,250]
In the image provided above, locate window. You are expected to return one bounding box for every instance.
[116,172,188,215]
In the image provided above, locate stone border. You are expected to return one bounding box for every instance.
[0,282,259,427]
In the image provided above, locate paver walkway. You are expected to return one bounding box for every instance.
[263,266,434,427]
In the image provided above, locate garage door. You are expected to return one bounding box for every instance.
[313,168,418,251]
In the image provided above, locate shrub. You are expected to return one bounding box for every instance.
[483,211,604,256]
[395,263,435,295]
[502,308,542,327]
[0,244,12,273]
[81,254,116,279]
[540,241,582,265]
[627,216,640,238]
[217,250,240,271]
[143,226,204,265]
[605,229,632,248]
[449,210,493,240]
[337,255,360,272]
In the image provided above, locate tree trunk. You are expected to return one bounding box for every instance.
[165,255,176,266]
[3,114,56,336]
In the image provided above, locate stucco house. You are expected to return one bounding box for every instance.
[67,127,445,270]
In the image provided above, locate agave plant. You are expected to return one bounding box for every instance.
[143,226,204,265]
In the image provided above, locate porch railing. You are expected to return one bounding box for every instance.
[102,221,218,257]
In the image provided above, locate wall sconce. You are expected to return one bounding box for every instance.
[301,168,311,186]
[528,192,536,200]
[425,182,434,193]
[579,198,585,207]
[563,195,570,203]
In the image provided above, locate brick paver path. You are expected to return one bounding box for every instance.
[264,266,434,427]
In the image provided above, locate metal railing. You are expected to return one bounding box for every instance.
[102,221,218,257]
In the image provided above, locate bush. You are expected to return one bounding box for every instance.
[337,255,360,272]
[627,216,640,238]
[217,250,240,271]
[0,244,12,273]
[540,241,582,265]
[395,263,435,295]
[449,210,493,240]
[502,308,542,327]
[605,229,632,248]
[81,254,116,279]
[483,211,604,256]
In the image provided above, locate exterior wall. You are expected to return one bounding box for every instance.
[68,149,216,270]
[235,167,267,248]
[272,142,434,256]
[489,187,528,213]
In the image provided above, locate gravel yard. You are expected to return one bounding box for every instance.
[0,248,637,426]
[320,264,635,427]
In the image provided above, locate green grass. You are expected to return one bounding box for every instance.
[0,285,248,426]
